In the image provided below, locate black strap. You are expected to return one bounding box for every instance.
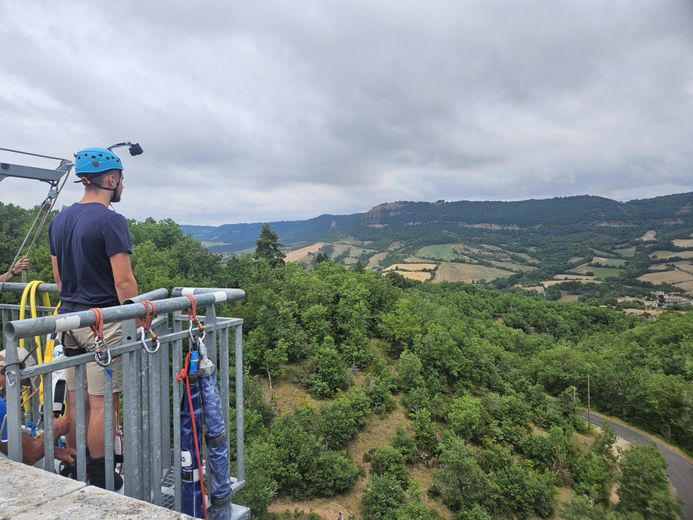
[205,433,226,449]
[62,331,88,356]
[181,468,198,482]
[63,345,87,357]
[211,489,234,507]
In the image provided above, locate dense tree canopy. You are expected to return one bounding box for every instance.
[1,202,689,519]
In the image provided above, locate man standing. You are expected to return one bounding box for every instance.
[49,147,138,490]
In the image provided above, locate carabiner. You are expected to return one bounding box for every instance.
[187,319,196,344]
[94,341,112,367]
[139,326,161,354]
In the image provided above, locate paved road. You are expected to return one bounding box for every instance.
[584,412,693,519]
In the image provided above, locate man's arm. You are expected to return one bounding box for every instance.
[0,257,30,283]
[110,252,138,303]
[0,435,44,465]
[0,431,74,465]
[50,255,62,291]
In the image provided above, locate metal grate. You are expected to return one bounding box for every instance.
[160,466,177,510]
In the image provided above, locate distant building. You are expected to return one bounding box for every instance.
[514,284,545,295]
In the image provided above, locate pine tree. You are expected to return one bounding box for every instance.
[254,223,285,267]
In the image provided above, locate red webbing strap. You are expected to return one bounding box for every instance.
[184,294,197,323]
[89,307,104,342]
[141,300,157,330]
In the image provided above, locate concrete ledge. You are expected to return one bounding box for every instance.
[0,458,192,519]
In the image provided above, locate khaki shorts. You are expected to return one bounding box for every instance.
[64,322,123,396]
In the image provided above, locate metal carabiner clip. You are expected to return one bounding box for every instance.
[187,320,196,344]
[139,326,160,354]
[94,339,112,367]
[197,324,206,347]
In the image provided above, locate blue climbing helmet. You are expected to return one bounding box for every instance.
[73,147,123,176]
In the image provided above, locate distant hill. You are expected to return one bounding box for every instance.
[182,213,360,253]
[183,193,693,253]
[183,192,693,297]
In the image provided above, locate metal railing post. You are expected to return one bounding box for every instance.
[104,365,114,491]
[220,324,230,467]
[149,347,162,505]
[235,324,245,484]
[42,371,54,471]
[122,320,139,499]
[4,337,23,462]
[75,365,87,482]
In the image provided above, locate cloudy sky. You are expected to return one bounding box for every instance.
[1,0,692,225]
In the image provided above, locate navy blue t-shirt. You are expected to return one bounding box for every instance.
[49,203,132,312]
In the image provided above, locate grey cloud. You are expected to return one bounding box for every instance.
[1,0,692,224]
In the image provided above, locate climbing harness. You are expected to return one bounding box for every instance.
[90,307,111,367]
[176,294,234,519]
[177,296,208,519]
[138,300,160,354]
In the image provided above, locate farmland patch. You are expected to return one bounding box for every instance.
[392,270,433,281]
[614,246,636,257]
[673,261,693,274]
[553,274,595,280]
[638,230,657,241]
[675,280,693,293]
[366,251,388,270]
[384,263,437,272]
[543,279,600,287]
[592,256,627,267]
[285,242,326,263]
[650,250,693,260]
[638,270,693,285]
[416,243,463,261]
[568,263,623,278]
[434,263,514,283]
[672,239,693,248]
[490,260,537,272]
[590,248,613,257]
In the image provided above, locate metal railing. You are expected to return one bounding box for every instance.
[1,283,248,517]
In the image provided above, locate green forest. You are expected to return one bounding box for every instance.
[1,203,691,520]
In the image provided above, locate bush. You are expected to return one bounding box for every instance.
[270,408,358,499]
[447,394,487,443]
[360,475,406,519]
[618,444,680,519]
[320,389,371,449]
[391,427,418,464]
[393,501,443,520]
[363,374,395,414]
[570,452,612,504]
[306,338,351,399]
[369,446,408,488]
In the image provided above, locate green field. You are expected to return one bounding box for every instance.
[590,248,613,257]
[569,263,624,278]
[416,243,462,261]
[614,246,636,258]
[592,256,627,267]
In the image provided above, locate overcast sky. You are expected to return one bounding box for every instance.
[1,0,692,225]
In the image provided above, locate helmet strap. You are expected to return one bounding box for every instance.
[79,173,120,202]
